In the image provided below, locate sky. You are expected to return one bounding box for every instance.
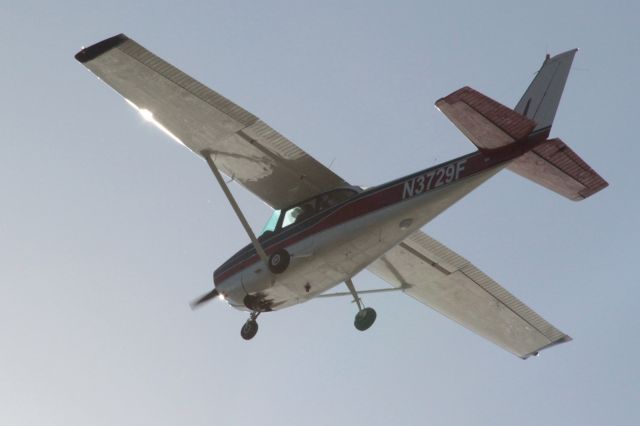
[1,1,638,425]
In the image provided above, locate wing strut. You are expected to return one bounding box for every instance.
[203,151,270,266]
[316,286,407,298]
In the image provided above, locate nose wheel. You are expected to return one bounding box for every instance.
[345,278,377,332]
[240,311,260,340]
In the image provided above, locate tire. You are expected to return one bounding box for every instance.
[354,307,377,331]
[268,249,290,274]
[241,319,259,340]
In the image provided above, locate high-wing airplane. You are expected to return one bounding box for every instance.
[76,34,607,359]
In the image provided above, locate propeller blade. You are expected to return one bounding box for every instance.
[190,288,220,310]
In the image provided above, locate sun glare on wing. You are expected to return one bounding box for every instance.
[139,108,154,122]
[124,98,186,148]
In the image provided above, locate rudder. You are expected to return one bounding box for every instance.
[514,49,577,132]
[509,49,608,200]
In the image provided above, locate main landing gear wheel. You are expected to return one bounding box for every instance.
[344,278,377,332]
[268,248,290,274]
[241,319,259,340]
[354,307,377,331]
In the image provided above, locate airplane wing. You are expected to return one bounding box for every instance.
[367,230,571,358]
[75,34,346,209]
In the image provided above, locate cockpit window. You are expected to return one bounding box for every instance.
[282,200,316,229]
[260,188,358,236]
[260,209,280,236]
[316,188,356,211]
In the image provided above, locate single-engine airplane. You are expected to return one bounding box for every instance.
[76,34,607,358]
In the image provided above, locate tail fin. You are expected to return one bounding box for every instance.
[514,49,578,132]
[436,49,608,201]
[509,49,608,201]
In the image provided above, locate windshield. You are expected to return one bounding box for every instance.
[260,209,280,236]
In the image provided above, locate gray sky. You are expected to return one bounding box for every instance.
[2,1,638,425]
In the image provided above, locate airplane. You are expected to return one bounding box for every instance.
[75,34,607,359]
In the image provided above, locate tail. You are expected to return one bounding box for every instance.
[435,49,608,201]
[514,49,577,133]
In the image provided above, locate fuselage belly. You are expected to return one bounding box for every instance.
[216,164,502,311]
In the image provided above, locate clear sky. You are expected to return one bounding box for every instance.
[2,1,638,425]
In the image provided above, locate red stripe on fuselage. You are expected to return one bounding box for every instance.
[214,134,549,284]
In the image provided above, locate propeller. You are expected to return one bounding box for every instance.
[190,288,220,310]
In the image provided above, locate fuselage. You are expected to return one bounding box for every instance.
[214,136,546,312]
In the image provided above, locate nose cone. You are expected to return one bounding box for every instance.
[213,267,223,286]
[212,264,248,309]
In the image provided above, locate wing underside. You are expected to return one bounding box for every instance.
[367,230,571,358]
[507,138,608,200]
[76,34,346,209]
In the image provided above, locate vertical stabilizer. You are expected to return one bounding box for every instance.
[514,49,577,131]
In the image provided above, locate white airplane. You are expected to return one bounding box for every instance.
[76,34,607,359]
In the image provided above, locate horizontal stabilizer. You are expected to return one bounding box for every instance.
[508,138,608,200]
[436,86,537,150]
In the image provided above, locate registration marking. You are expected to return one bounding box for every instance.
[402,159,467,200]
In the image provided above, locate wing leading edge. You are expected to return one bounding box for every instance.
[367,231,571,358]
[76,34,346,209]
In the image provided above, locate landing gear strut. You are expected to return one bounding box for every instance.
[345,278,377,331]
[241,311,260,340]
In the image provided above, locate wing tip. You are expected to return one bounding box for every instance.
[75,33,128,63]
[521,334,573,359]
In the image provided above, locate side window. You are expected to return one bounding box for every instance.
[278,189,356,230]
[282,201,316,228]
[281,207,301,228]
[317,189,356,211]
